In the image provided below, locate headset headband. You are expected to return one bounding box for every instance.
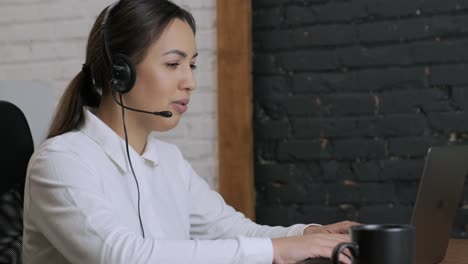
[101,1,119,66]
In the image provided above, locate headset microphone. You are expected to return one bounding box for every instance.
[111,93,173,118]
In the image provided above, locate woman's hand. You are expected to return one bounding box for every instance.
[304,221,361,235]
[271,233,352,264]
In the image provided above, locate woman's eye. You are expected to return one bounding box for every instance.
[166,63,179,69]
[190,64,198,70]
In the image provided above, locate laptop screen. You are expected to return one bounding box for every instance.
[411,145,468,264]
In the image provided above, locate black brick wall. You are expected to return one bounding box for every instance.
[253,0,468,238]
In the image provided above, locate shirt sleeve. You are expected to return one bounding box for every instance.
[186,160,316,240]
[24,150,273,264]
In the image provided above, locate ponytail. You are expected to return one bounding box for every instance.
[47,67,101,139]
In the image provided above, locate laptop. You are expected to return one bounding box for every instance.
[304,145,468,264]
[411,145,468,264]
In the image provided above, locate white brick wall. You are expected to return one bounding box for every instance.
[0,0,219,189]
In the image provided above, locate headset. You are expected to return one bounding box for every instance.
[101,1,145,238]
[100,0,173,117]
[101,1,136,94]
[100,2,175,238]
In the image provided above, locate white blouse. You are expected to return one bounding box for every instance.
[23,110,311,264]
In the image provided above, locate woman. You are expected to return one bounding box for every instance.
[23,1,356,263]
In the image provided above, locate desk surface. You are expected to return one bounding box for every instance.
[442,239,468,264]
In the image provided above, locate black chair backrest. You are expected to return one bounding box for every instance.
[0,100,34,264]
[0,101,34,197]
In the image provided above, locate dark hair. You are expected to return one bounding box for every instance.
[47,0,196,139]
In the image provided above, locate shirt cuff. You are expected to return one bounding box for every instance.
[238,236,273,264]
[300,223,323,236]
[280,223,322,237]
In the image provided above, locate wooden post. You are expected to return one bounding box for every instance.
[217,0,254,219]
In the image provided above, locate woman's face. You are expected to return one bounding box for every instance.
[127,18,197,132]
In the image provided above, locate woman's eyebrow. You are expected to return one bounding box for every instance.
[162,49,198,58]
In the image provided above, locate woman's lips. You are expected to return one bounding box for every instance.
[172,102,188,113]
[172,98,190,113]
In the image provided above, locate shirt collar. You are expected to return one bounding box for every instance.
[142,135,160,167]
[80,109,160,173]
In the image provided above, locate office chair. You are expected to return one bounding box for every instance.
[0,100,34,264]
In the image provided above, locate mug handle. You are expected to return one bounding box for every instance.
[331,242,358,264]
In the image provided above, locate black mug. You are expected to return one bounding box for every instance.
[331,224,415,264]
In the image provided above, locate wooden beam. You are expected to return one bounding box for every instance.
[217,0,254,219]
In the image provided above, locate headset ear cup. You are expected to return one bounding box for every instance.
[112,53,136,94]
